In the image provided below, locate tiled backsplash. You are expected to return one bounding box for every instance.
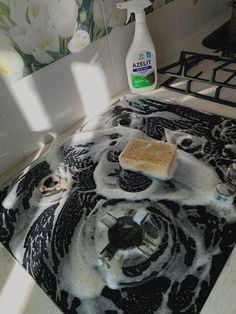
[0,0,123,84]
[0,0,230,176]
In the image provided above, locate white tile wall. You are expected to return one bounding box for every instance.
[0,113,24,175]
[98,0,134,95]
[0,34,118,175]
[105,22,135,95]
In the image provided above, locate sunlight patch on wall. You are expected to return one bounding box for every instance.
[0,263,35,314]
[71,60,111,119]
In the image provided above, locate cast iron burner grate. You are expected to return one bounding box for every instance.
[158,51,236,108]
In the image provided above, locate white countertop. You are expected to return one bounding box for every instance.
[1,8,236,314]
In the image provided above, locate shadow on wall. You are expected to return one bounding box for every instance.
[0,76,28,174]
[0,33,117,177]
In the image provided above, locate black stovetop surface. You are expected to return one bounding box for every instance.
[0,96,236,314]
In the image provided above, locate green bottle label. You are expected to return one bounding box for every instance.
[131,50,155,88]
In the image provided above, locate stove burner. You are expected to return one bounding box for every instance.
[93,203,176,280]
[108,216,144,250]
[44,177,59,188]
[78,200,177,288]
[99,208,159,269]
[40,174,68,195]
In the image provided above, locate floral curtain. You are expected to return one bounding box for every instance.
[0,0,174,85]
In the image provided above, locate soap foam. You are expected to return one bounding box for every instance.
[2,95,236,314]
[55,110,236,310]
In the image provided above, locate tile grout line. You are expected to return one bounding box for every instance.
[100,0,120,95]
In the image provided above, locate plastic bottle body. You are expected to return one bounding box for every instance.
[126,13,157,93]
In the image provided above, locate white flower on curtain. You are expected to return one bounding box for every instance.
[9,0,29,26]
[47,0,78,38]
[10,22,60,64]
[10,25,31,54]
[67,30,91,53]
[93,0,127,29]
[26,23,60,64]
[28,0,49,27]
[0,30,24,84]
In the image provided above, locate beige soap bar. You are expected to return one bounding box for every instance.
[119,138,177,180]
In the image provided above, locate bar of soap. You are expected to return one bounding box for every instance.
[119,138,177,180]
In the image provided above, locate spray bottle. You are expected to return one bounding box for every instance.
[117,0,157,93]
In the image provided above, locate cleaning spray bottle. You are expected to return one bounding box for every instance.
[117,0,157,93]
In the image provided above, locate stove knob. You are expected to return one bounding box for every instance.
[215,182,235,202]
[226,162,236,186]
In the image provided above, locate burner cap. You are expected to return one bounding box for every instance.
[108,216,144,250]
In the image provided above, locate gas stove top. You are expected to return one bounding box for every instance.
[0,95,236,314]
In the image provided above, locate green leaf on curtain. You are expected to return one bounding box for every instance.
[47,50,66,60]
[0,2,10,16]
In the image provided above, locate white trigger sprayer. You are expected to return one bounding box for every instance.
[116,0,157,93]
